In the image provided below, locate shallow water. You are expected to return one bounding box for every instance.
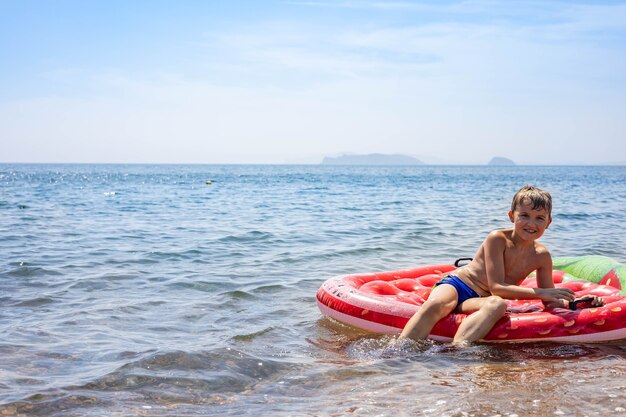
[1,164,625,416]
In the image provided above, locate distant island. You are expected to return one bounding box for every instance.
[321,153,424,165]
[318,153,517,165]
[488,157,516,166]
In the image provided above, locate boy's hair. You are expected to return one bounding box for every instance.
[511,185,552,215]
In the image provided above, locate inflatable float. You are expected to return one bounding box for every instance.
[316,256,626,343]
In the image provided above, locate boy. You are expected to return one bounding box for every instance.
[400,185,603,343]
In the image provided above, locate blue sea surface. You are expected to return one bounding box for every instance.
[1,164,625,416]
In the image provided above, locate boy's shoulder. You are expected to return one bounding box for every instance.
[480,229,513,253]
[485,228,513,242]
[533,240,551,257]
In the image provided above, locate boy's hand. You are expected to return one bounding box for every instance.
[588,295,604,307]
[543,294,605,310]
[536,287,575,302]
[569,295,604,310]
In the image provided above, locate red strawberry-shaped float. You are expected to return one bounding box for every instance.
[317,256,626,343]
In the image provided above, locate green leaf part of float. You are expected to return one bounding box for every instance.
[553,255,626,295]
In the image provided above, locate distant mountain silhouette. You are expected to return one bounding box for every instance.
[488,157,516,166]
[321,153,424,165]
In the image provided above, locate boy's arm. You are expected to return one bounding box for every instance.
[536,253,567,308]
[484,233,574,301]
[537,254,605,309]
[535,252,554,289]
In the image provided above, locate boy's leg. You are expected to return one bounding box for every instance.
[400,284,459,340]
[452,296,507,343]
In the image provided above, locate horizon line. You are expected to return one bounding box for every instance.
[2,162,625,167]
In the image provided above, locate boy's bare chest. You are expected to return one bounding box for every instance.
[503,247,539,282]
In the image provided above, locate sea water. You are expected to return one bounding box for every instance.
[1,164,625,416]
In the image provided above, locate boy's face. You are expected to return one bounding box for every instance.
[508,199,552,241]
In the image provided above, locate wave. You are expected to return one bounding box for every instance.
[3,263,63,278]
[216,230,277,244]
[1,347,301,415]
[90,349,289,397]
[10,297,56,308]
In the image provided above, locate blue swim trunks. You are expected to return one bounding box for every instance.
[435,274,480,306]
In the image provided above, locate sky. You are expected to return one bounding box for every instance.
[1,0,625,165]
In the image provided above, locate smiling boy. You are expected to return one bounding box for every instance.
[400,185,603,343]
